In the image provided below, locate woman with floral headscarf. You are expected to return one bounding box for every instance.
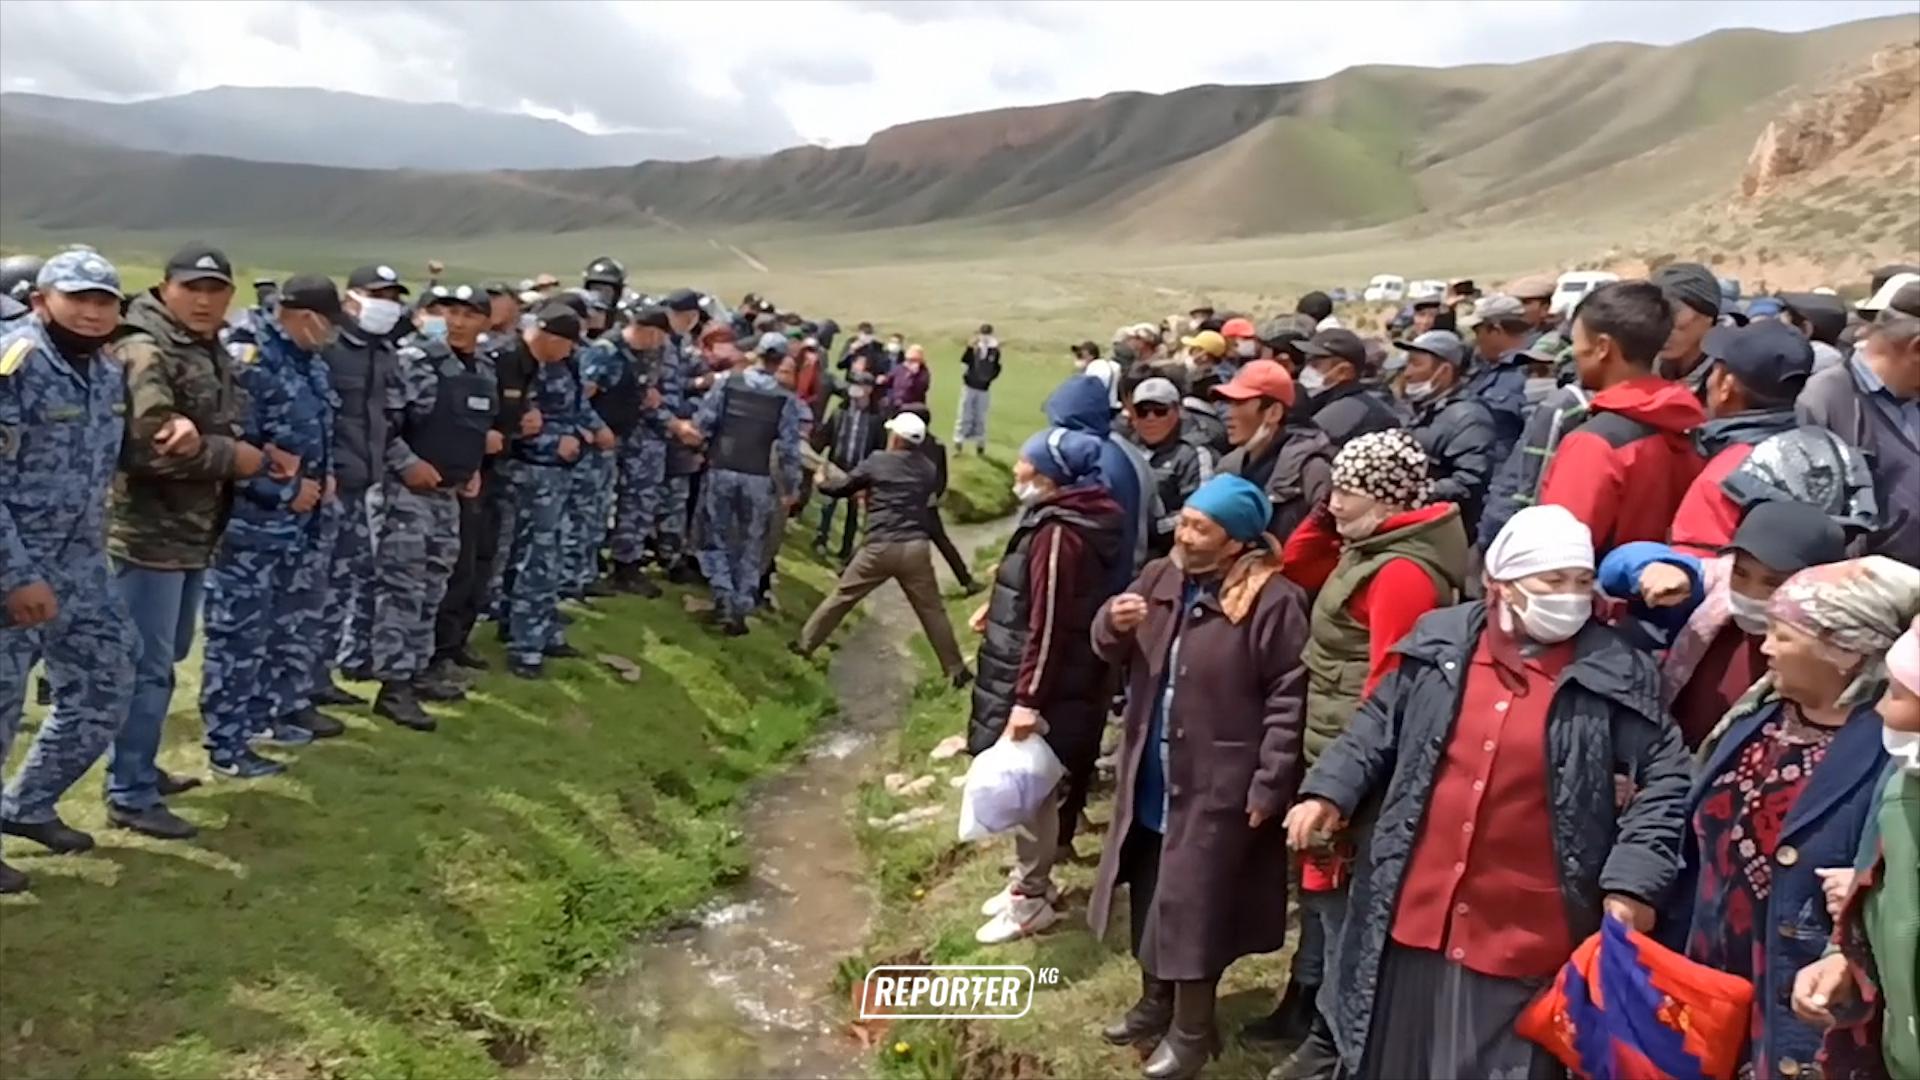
[1667,556,1920,1080]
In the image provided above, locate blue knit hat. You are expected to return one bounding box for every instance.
[1185,474,1271,543]
[1020,427,1103,487]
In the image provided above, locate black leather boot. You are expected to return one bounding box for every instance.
[1271,1011,1338,1080]
[1101,970,1175,1046]
[1142,978,1219,1080]
[1241,978,1318,1045]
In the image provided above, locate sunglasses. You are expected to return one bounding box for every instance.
[1133,403,1175,418]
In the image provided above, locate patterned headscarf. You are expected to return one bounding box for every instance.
[1331,429,1431,509]
[1767,556,1920,657]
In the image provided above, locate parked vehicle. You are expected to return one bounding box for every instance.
[1362,274,1406,303]
[1549,270,1619,316]
[1408,279,1447,301]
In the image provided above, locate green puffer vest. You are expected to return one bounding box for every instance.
[1303,505,1470,764]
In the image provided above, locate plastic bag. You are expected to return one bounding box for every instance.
[956,735,1066,842]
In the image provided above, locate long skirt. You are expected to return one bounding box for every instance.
[1361,944,1563,1080]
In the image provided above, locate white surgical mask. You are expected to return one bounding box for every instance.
[1297,366,1328,394]
[1509,586,1592,644]
[1235,339,1258,359]
[1013,481,1048,505]
[1404,379,1437,403]
[1727,590,1771,635]
[352,292,403,336]
[418,315,448,340]
[1524,376,1557,405]
[1335,505,1393,541]
[1883,726,1920,775]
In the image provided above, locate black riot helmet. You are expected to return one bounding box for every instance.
[583,256,627,289]
[0,254,45,301]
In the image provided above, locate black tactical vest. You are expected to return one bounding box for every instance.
[590,345,646,439]
[709,382,785,476]
[407,351,497,487]
[485,337,535,439]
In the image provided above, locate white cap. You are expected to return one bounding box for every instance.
[884,412,927,444]
[1861,272,1920,312]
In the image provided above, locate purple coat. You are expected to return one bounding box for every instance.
[888,360,930,409]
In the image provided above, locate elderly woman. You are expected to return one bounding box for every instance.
[1256,430,1469,1058]
[1794,617,1920,1080]
[1088,474,1310,1080]
[968,428,1126,945]
[1668,556,1920,1080]
[1285,504,1691,1079]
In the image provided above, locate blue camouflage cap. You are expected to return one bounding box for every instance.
[755,331,790,358]
[37,248,122,299]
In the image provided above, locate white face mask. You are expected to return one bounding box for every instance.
[351,292,403,336]
[1297,366,1328,394]
[1013,481,1048,505]
[1334,503,1393,541]
[1235,339,1258,359]
[1507,585,1592,644]
[1884,725,1920,775]
[1404,379,1437,403]
[418,315,448,341]
[1727,590,1771,635]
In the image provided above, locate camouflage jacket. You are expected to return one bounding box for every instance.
[0,316,126,598]
[227,316,336,547]
[108,290,248,570]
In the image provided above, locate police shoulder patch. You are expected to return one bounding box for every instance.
[228,343,260,365]
[0,338,33,377]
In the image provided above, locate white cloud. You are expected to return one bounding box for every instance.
[3,0,1914,150]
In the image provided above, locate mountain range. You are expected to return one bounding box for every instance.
[1,15,1915,243]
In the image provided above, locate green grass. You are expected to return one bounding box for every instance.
[1,550,848,1080]
[844,593,1298,1080]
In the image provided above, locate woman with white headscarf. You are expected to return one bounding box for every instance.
[1282,504,1691,1079]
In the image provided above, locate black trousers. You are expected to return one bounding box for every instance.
[434,491,492,660]
[925,506,973,587]
[1120,824,1164,961]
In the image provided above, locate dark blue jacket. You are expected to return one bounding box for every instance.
[1045,375,1148,591]
[1662,697,1889,1076]
[1464,350,1530,469]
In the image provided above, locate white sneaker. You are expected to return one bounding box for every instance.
[980,881,1061,918]
[975,893,1061,944]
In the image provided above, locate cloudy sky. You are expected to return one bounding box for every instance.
[1,0,1913,153]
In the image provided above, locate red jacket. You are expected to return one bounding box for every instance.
[1282,503,1452,697]
[1539,376,1704,552]
[1667,443,1753,556]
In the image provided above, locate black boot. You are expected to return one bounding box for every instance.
[0,859,27,894]
[1240,978,1318,1045]
[414,660,468,702]
[1101,971,1174,1046]
[311,676,367,707]
[449,646,490,671]
[1271,1011,1338,1080]
[156,770,203,797]
[616,562,664,598]
[283,705,346,739]
[373,683,436,732]
[584,577,618,599]
[0,816,94,854]
[1142,978,1219,1080]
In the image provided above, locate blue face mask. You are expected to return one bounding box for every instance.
[418,315,448,340]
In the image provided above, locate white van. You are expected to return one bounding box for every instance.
[1362,274,1406,303]
[1407,279,1447,301]
[1550,271,1619,316]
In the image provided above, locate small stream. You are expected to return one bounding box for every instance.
[584,516,1013,1079]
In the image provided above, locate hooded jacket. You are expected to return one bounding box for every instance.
[1667,408,1800,555]
[1300,380,1401,448]
[1217,416,1334,543]
[1045,375,1151,586]
[1538,375,1705,552]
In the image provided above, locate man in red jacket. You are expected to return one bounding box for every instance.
[1538,281,1705,554]
[1667,320,1812,555]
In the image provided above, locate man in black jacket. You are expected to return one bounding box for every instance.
[1124,377,1212,556]
[899,402,980,594]
[791,412,970,684]
[1295,328,1402,448]
[954,323,1001,454]
[812,374,885,564]
[1398,329,1496,534]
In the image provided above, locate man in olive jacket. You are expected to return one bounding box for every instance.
[104,246,270,839]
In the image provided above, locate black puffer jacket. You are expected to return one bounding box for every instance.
[1408,387,1496,533]
[1298,602,1690,1070]
[1302,381,1402,447]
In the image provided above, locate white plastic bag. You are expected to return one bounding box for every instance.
[956,734,1066,842]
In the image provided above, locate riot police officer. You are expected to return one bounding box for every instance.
[0,254,43,326]
[581,303,665,598]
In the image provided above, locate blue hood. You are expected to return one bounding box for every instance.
[1044,375,1115,435]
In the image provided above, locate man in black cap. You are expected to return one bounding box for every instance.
[581,302,665,597]
[604,303,699,595]
[309,265,415,710]
[1651,262,1722,398]
[483,281,520,340]
[364,284,498,731]
[655,288,711,581]
[1294,328,1401,447]
[1669,320,1813,556]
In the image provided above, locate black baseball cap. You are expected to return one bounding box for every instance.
[277,274,346,324]
[1298,328,1367,367]
[482,280,515,297]
[165,244,234,286]
[554,291,591,320]
[1703,320,1813,401]
[662,287,702,313]
[531,304,582,341]
[1722,499,1846,574]
[628,304,672,332]
[346,264,409,296]
[436,283,491,314]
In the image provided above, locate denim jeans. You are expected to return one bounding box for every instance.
[108,562,204,809]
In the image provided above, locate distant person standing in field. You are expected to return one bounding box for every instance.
[955,323,1001,454]
[889,343,931,412]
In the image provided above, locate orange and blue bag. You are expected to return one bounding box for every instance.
[1516,915,1754,1080]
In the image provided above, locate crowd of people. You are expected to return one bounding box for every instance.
[963,267,1918,1079]
[0,244,1002,894]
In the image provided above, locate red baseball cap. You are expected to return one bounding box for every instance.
[1221,317,1257,339]
[1211,359,1296,408]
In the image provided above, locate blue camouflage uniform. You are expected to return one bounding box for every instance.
[566,342,625,592]
[199,315,337,765]
[370,336,496,685]
[478,329,525,615]
[693,366,803,622]
[507,352,606,668]
[637,335,702,563]
[586,337,667,570]
[0,298,138,843]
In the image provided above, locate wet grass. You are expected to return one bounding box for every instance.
[1,548,847,1080]
[849,593,1299,1080]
